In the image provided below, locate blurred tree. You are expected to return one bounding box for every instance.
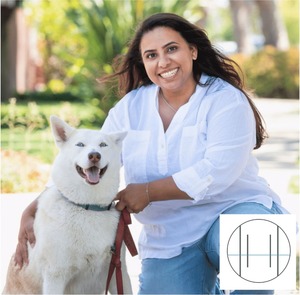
[230,0,289,54]
[25,0,89,96]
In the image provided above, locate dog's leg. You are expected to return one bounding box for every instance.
[43,272,67,294]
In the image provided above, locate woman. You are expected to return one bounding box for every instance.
[16,13,286,294]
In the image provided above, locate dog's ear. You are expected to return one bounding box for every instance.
[50,115,75,147]
[109,131,127,147]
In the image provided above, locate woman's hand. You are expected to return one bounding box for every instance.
[115,177,191,214]
[115,183,150,213]
[14,199,38,268]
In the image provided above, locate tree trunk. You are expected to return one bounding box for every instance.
[230,0,255,54]
[255,0,289,50]
[230,0,290,54]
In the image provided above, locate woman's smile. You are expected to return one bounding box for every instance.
[159,68,179,79]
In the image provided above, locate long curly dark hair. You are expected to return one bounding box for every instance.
[100,13,267,149]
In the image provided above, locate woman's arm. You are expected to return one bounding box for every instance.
[14,198,38,268]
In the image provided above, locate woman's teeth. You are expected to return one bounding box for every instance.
[160,68,178,78]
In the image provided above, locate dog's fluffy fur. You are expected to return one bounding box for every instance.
[3,116,131,294]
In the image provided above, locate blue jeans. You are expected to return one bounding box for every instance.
[138,202,283,295]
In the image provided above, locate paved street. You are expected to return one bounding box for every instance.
[1,98,299,293]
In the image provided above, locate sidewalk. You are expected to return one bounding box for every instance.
[253,99,299,220]
[1,98,299,293]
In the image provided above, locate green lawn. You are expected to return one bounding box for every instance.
[1,128,57,164]
[1,99,107,130]
[1,99,108,163]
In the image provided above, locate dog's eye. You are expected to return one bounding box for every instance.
[99,142,107,147]
[76,142,85,147]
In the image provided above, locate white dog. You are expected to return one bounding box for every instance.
[3,116,132,294]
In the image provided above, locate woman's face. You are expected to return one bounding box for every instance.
[140,26,198,94]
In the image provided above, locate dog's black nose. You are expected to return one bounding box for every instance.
[88,152,101,163]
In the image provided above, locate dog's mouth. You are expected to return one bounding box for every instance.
[76,165,108,185]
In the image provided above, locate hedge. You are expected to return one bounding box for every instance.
[232,46,299,98]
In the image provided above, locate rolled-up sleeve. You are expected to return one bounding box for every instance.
[173,92,257,203]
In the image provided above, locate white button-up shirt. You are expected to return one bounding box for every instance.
[101,74,282,259]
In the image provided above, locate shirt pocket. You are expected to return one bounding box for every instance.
[122,130,150,183]
[179,122,207,169]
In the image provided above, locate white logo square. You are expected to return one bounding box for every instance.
[219,214,296,290]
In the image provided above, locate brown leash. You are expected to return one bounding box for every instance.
[105,209,138,295]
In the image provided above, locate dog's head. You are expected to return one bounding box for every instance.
[50,115,126,203]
